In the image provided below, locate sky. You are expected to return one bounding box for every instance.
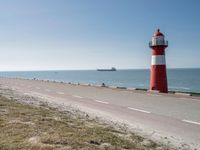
[0,0,200,71]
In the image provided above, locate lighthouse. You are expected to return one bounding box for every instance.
[149,29,168,93]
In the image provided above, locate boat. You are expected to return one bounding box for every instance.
[97,67,117,71]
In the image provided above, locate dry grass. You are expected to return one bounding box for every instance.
[0,96,169,150]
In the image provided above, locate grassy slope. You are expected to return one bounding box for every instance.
[0,96,169,150]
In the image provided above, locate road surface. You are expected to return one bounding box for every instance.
[0,77,200,149]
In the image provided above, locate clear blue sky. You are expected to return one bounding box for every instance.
[0,0,200,71]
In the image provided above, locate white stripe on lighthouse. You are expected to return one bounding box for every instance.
[151,55,166,65]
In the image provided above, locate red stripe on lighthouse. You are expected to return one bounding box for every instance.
[150,65,168,93]
[152,48,165,55]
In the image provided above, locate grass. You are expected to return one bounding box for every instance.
[0,96,169,150]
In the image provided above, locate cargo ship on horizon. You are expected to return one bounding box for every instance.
[97,67,117,71]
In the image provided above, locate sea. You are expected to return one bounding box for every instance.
[0,68,200,93]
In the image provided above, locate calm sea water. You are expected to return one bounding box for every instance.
[0,69,200,93]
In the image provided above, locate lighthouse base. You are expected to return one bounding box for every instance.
[150,65,168,93]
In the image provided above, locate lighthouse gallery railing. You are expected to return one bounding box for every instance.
[149,41,168,47]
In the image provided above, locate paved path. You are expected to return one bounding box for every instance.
[0,77,200,149]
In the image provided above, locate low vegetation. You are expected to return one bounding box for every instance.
[0,96,169,150]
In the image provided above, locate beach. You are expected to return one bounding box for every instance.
[0,77,200,149]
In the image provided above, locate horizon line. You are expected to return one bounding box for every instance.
[0,67,200,72]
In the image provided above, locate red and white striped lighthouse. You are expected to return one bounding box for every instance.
[149,29,168,93]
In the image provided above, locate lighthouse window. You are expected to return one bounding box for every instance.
[156,37,164,45]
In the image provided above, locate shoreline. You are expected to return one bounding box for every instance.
[2,76,200,98]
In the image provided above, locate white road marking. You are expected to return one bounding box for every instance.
[128,107,151,114]
[56,91,65,95]
[45,89,51,92]
[178,98,187,100]
[182,120,200,125]
[72,95,83,99]
[36,87,41,89]
[122,90,128,92]
[95,100,109,104]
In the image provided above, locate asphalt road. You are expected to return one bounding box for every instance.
[0,77,200,149]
